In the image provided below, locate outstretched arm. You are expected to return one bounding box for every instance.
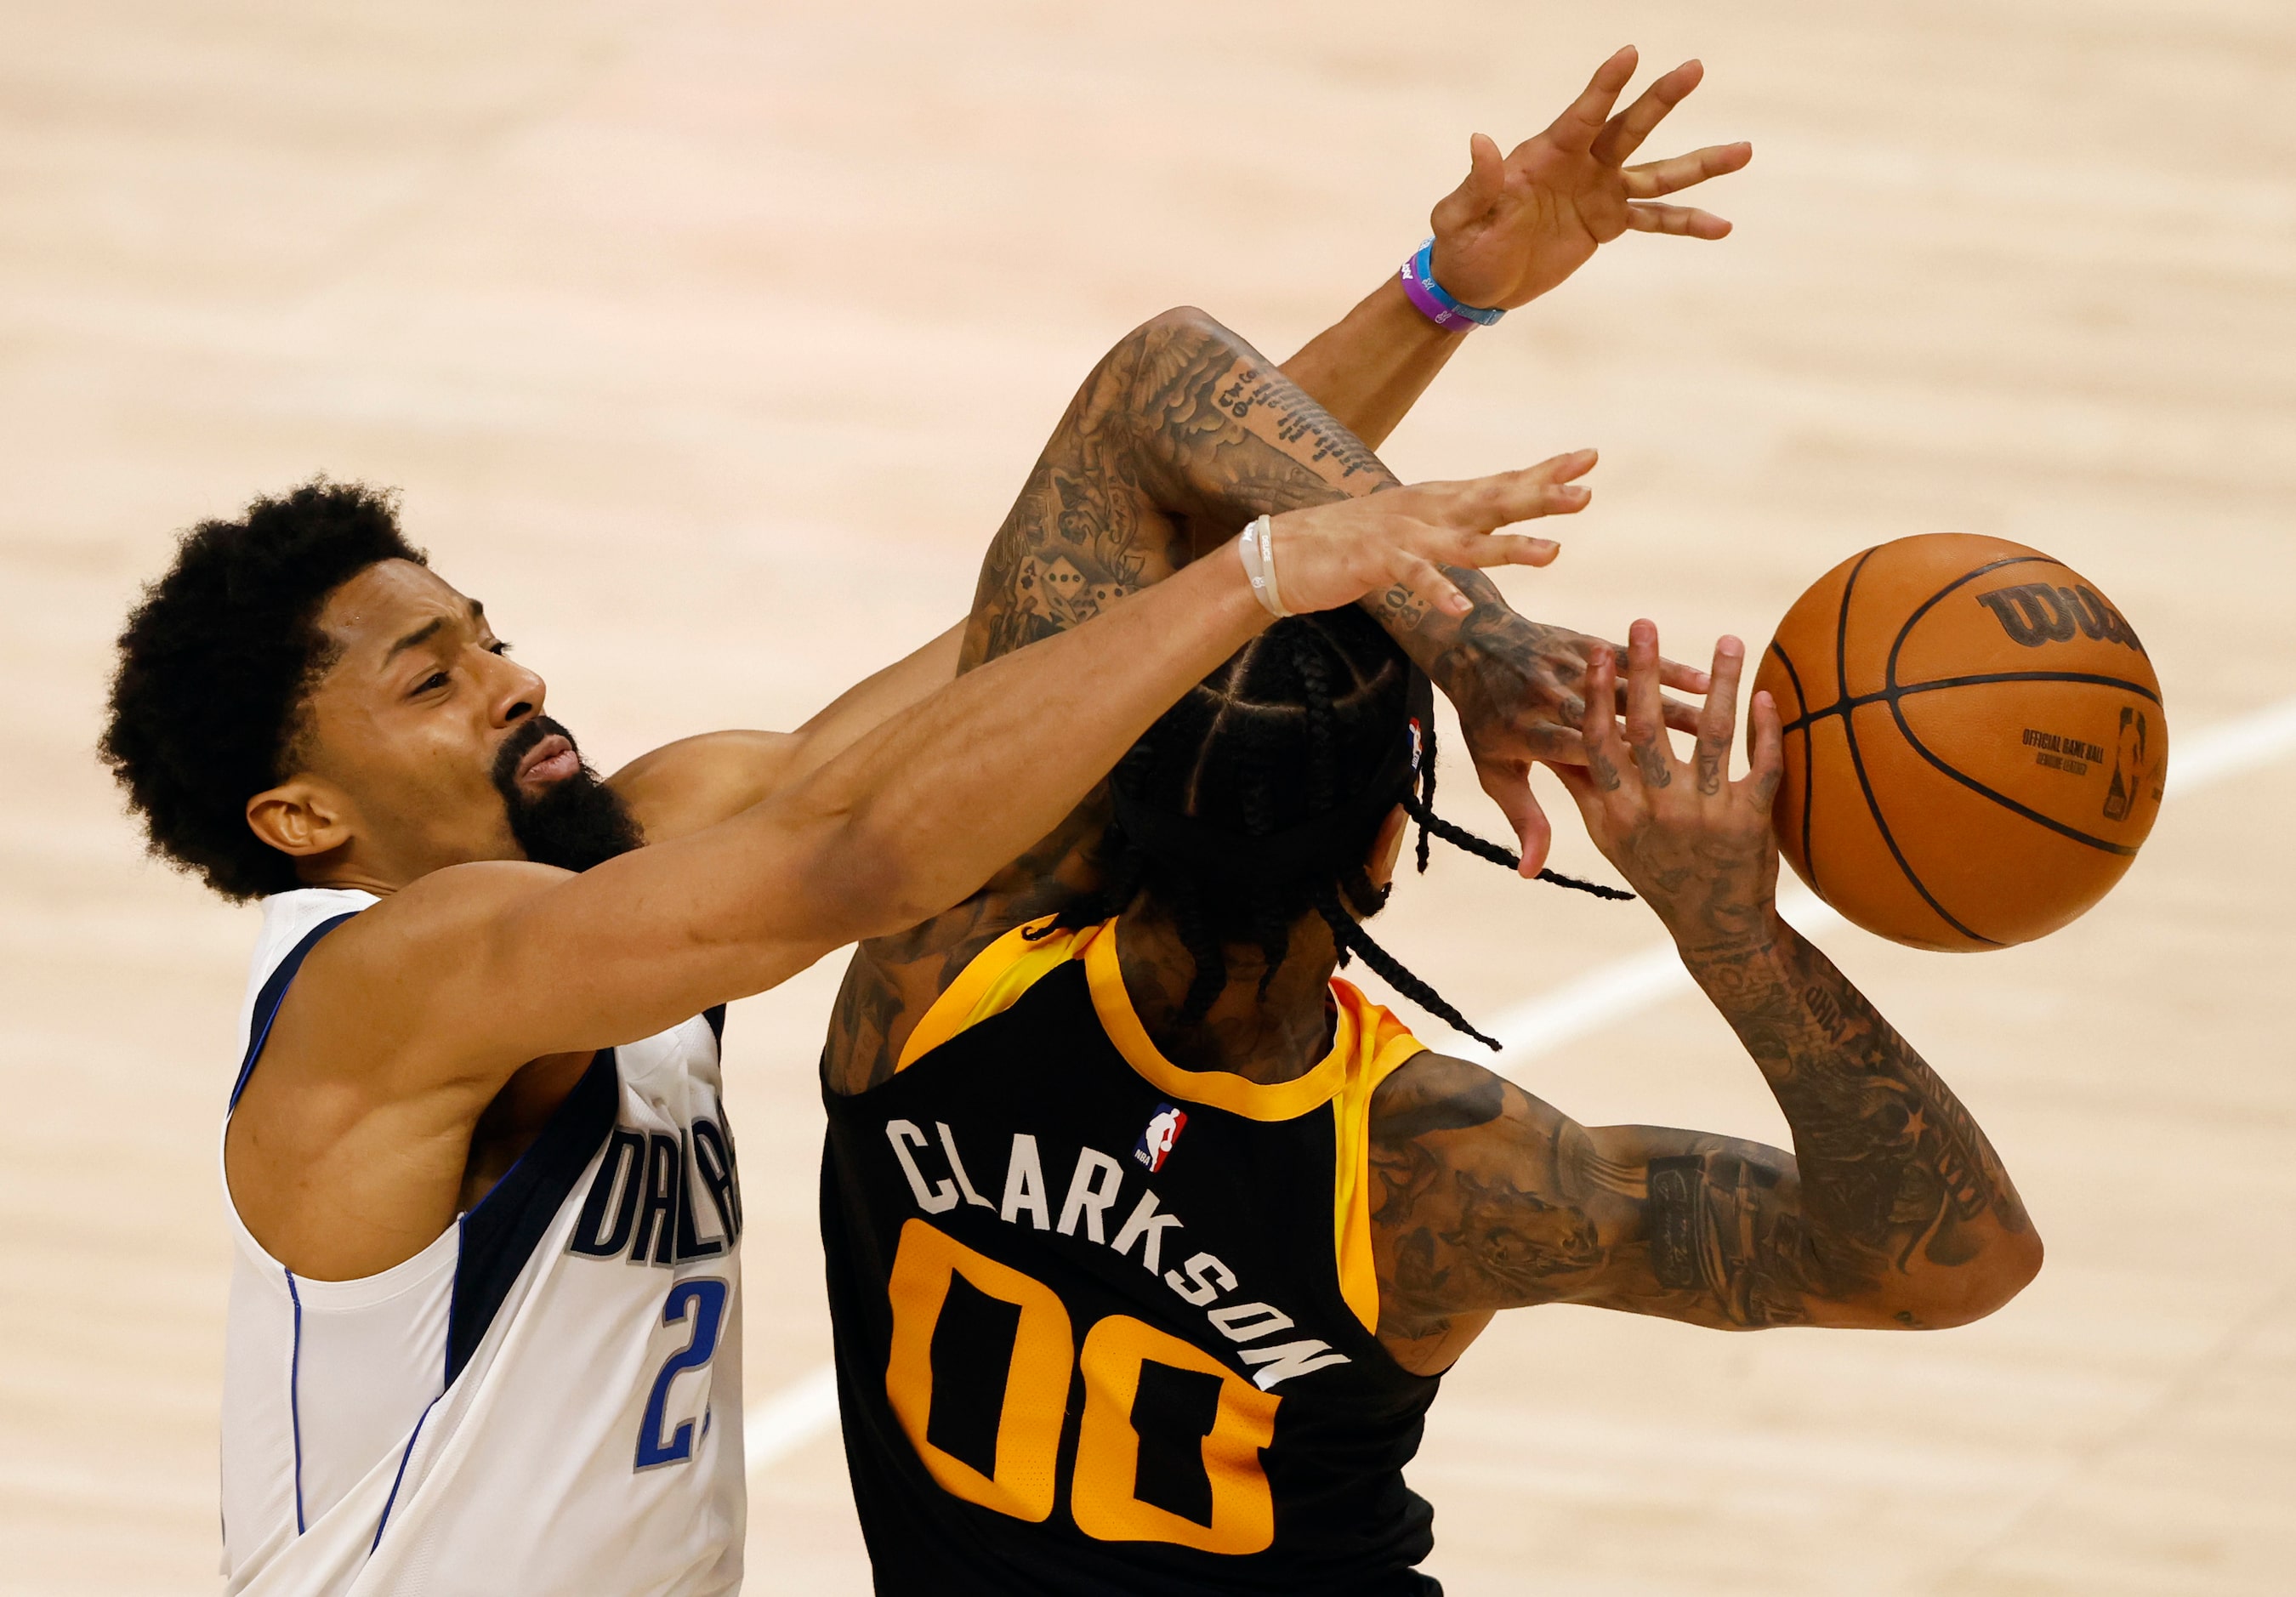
[608,623,967,845]
[1367,629,2041,1375]
[1280,48,1751,864]
[1283,48,1750,450]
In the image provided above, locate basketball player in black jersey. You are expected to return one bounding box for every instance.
[821,602,2042,1594]
[815,60,2038,1597]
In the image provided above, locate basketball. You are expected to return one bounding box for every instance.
[1751,534,2167,951]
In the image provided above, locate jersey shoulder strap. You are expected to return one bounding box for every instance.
[1326,976,1429,1333]
[895,916,1093,1071]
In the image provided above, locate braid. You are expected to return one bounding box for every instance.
[1096,609,1631,1048]
[1398,790,1635,901]
[1401,790,1519,871]
[1337,861,1390,921]
[1240,765,1293,996]
[1289,632,1338,816]
[1312,882,1498,1051]
[1415,710,1437,875]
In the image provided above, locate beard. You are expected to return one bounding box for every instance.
[490,716,645,872]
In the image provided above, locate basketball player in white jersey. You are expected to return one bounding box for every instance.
[98,47,1746,1594]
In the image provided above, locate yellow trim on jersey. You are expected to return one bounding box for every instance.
[1327,983,1429,1334]
[898,913,1427,1334]
[895,917,1085,1074]
[1080,923,1367,1122]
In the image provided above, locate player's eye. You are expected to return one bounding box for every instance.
[412,670,451,696]
[486,639,514,656]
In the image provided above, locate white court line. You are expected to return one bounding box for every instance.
[742,693,2296,1475]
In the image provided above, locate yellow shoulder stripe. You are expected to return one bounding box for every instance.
[1327,979,1427,1335]
[894,918,1096,1073]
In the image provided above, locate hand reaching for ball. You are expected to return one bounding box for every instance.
[1552,620,1785,953]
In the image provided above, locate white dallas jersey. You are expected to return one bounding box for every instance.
[219,888,747,1595]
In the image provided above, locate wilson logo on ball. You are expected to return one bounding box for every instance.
[1972,583,2145,654]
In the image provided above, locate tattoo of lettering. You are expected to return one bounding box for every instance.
[962,311,1396,672]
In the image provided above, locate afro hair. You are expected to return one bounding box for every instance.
[100,480,426,901]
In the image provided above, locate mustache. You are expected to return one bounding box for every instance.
[489,716,644,872]
[491,716,573,791]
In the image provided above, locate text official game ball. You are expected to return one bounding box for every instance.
[1750,534,2167,951]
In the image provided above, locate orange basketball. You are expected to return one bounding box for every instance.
[1750,534,2167,951]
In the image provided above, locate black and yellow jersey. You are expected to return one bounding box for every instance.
[820,916,1444,1596]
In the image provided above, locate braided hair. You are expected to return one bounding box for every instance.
[1041,608,1628,1050]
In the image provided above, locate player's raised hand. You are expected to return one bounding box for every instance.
[1552,620,1784,950]
[1264,451,1595,618]
[1429,47,1752,311]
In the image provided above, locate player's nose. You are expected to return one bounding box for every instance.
[483,648,548,729]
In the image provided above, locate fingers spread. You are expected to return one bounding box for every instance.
[1657,654,1714,695]
[1626,203,1732,239]
[1446,457,1596,531]
[1579,649,1628,796]
[1532,446,1600,486]
[1694,636,1744,795]
[1745,688,1784,805]
[1661,694,1703,735]
[1622,140,1753,198]
[1540,45,1638,155]
[1623,618,1674,787]
[1433,530,1561,572]
[1590,57,1702,167]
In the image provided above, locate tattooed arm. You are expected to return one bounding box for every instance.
[1367,624,2042,1374]
[827,305,1584,1089]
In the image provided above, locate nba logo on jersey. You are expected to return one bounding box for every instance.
[1134,1103,1187,1173]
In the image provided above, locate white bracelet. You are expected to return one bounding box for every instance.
[1237,514,1291,618]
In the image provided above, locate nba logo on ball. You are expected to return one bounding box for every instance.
[1134,1104,1187,1173]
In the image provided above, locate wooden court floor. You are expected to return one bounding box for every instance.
[3,1,2291,1591]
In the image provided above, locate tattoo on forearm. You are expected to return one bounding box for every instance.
[1365,924,2032,1355]
[1684,929,2032,1304]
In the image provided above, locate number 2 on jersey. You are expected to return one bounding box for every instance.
[636,1277,730,1470]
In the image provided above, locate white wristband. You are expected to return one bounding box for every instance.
[1237,514,1291,618]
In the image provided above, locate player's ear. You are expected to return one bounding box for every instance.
[1365,805,1410,889]
[247,777,355,863]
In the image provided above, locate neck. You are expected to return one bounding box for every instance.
[1116,900,1341,1084]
